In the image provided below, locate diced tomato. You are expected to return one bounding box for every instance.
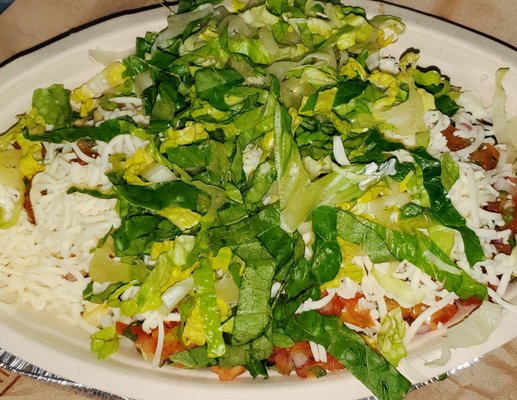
[211,365,246,381]
[269,342,344,379]
[491,240,512,255]
[469,143,500,170]
[442,125,470,151]
[71,140,99,165]
[115,321,146,338]
[340,299,375,328]
[385,298,428,324]
[295,361,324,379]
[152,325,185,360]
[115,321,128,335]
[294,354,344,378]
[505,219,517,235]
[386,299,459,332]
[456,296,483,309]
[318,292,348,316]
[503,202,517,234]
[135,331,158,361]
[23,179,36,225]
[116,321,184,362]
[482,192,517,254]
[268,346,294,376]
[129,324,147,337]
[484,199,505,214]
[325,354,345,371]
[429,303,458,330]
[290,341,312,360]
[318,293,375,328]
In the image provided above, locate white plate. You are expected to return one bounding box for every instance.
[1,1,516,399]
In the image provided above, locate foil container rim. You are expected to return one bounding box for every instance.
[0,346,481,400]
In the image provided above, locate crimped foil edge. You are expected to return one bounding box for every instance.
[1,347,480,400]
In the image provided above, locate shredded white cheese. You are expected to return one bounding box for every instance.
[0,184,20,222]
[0,134,144,328]
[309,341,328,363]
[295,291,335,314]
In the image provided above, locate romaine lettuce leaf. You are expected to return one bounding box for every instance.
[285,311,411,400]
[89,236,149,283]
[24,117,143,144]
[377,307,407,366]
[275,103,392,232]
[232,239,276,345]
[411,148,484,265]
[192,258,226,357]
[336,210,487,300]
[32,84,72,129]
[90,326,119,360]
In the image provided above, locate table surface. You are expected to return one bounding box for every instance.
[0,1,516,399]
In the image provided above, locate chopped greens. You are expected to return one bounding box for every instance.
[3,1,516,400]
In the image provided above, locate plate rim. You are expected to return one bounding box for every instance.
[1,2,516,400]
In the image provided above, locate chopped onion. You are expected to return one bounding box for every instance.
[142,164,176,183]
[258,27,279,57]
[135,71,153,97]
[224,15,250,38]
[153,5,221,53]
[161,277,194,310]
[292,351,309,368]
[332,135,350,165]
[88,48,134,66]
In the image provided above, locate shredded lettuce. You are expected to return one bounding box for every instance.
[372,264,426,307]
[89,236,150,283]
[427,301,502,367]
[493,68,517,163]
[3,2,513,398]
[373,53,432,147]
[378,307,407,366]
[191,258,226,357]
[32,84,72,129]
[90,326,119,359]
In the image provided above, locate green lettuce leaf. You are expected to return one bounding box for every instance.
[32,84,72,129]
[24,117,142,143]
[89,236,150,283]
[275,103,390,232]
[411,148,484,265]
[112,180,209,213]
[310,206,342,285]
[90,326,119,359]
[232,239,276,345]
[178,0,223,13]
[285,311,411,400]
[193,258,226,358]
[337,210,487,300]
[377,307,407,366]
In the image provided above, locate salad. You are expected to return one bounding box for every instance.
[1,1,516,399]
